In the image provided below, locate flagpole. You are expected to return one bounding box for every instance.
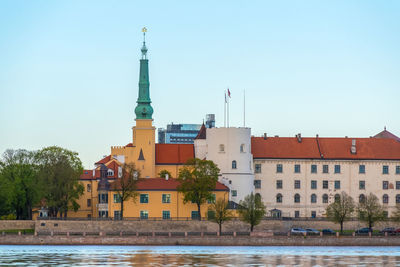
[243,89,246,127]
[227,89,230,128]
[224,90,226,127]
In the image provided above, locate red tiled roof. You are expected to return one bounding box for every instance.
[125,143,134,147]
[374,129,400,142]
[195,123,206,140]
[155,144,195,164]
[80,169,97,180]
[111,178,229,191]
[251,136,400,160]
[95,155,111,165]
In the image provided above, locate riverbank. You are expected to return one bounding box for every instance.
[2,235,400,246]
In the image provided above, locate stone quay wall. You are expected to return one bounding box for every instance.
[1,235,400,246]
[0,220,35,230]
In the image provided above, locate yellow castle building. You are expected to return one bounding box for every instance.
[71,29,228,220]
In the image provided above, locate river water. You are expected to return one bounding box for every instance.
[1,245,399,266]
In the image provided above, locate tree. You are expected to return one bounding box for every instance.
[358,193,385,231]
[0,149,42,219]
[238,193,266,232]
[326,192,355,233]
[208,198,233,235]
[36,146,84,218]
[177,158,220,220]
[112,163,139,219]
[391,204,400,222]
[158,169,172,179]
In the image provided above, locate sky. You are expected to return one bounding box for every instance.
[1,0,399,168]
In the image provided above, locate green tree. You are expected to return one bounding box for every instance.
[358,193,385,231]
[238,193,266,232]
[158,169,172,179]
[326,192,355,233]
[112,163,139,219]
[177,158,220,220]
[36,146,84,218]
[391,204,400,222]
[208,198,233,235]
[0,149,42,219]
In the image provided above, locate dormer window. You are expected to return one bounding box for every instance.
[219,144,225,152]
[107,169,114,177]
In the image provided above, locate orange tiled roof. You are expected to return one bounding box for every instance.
[111,177,229,191]
[80,169,97,180]
[251,136,400,160]
[155,144,194,164]
[95,155,111,165]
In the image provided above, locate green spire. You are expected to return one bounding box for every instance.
[135,27,153,120]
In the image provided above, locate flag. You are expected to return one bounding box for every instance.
[228,88,231,98]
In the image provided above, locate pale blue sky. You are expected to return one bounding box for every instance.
[1,0,399,168]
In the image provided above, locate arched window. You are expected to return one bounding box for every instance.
[232,160,237,169]
[322,194,328,203]
[294,194,300,203]
[107,169,114,177]
[396,194,400,204]
[240,144,245,153]
[276,193,282,203]
[219,144,225,152]
[335,194,341,203]
[359,194,365,203]
[311,194,317,203]
[383,194,389,204]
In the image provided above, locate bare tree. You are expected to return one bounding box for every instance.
[208,198,233,235]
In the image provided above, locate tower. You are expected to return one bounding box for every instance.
[132,27,156,178]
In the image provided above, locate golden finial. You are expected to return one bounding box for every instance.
[142,27,147,33]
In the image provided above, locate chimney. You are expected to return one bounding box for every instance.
[296,133,302,143]
[351,139,357,154]
[263,133,267,140]
[165,173,169,180]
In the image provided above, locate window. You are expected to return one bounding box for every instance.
[359,180,365,190]
[311,180,317,189]
[276,164,283,173]
[207,210,216,219]
[113,194,121,203]
[335,194,341,203]
[383,194,389,204]
[162,210,171,219]
[334,180,341,190]
[140,194,149,203]
[162,194,171,203]
[323,180,328,189]
[98,194,108,204]
[359,165,365,174]
[294,164,301,173]
[383,181,389,190]
[311,211,316,218]
[323,165,329,173]
[114,211,121,220]
[396,194,400,204]
[191,211,199,220]
[311,194,317,203]
[383,165,389,174]
[231,190,237,197]
[140,210,148,219]
[276,180,283,189]
[359,194,365,203]
[311,165,317,173]
[107,170,114,177]
[232,160,237,169]
[276,193,283,203]
[334,165,341,174]
[87,184,91,192]
[294,194,300,203]
[208,194,216,204]
[383,211,389,218]
[87,199,91,207]
[396,181,400,190]
[255,164,262,173]
[254,180,261,189]
[396,166,400,174]
[322,194,328,203]
[294,180,301,189]
[219,144,225,152]
[99,211,108,218]
[240,144,245,153]
[294,211,300,218]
